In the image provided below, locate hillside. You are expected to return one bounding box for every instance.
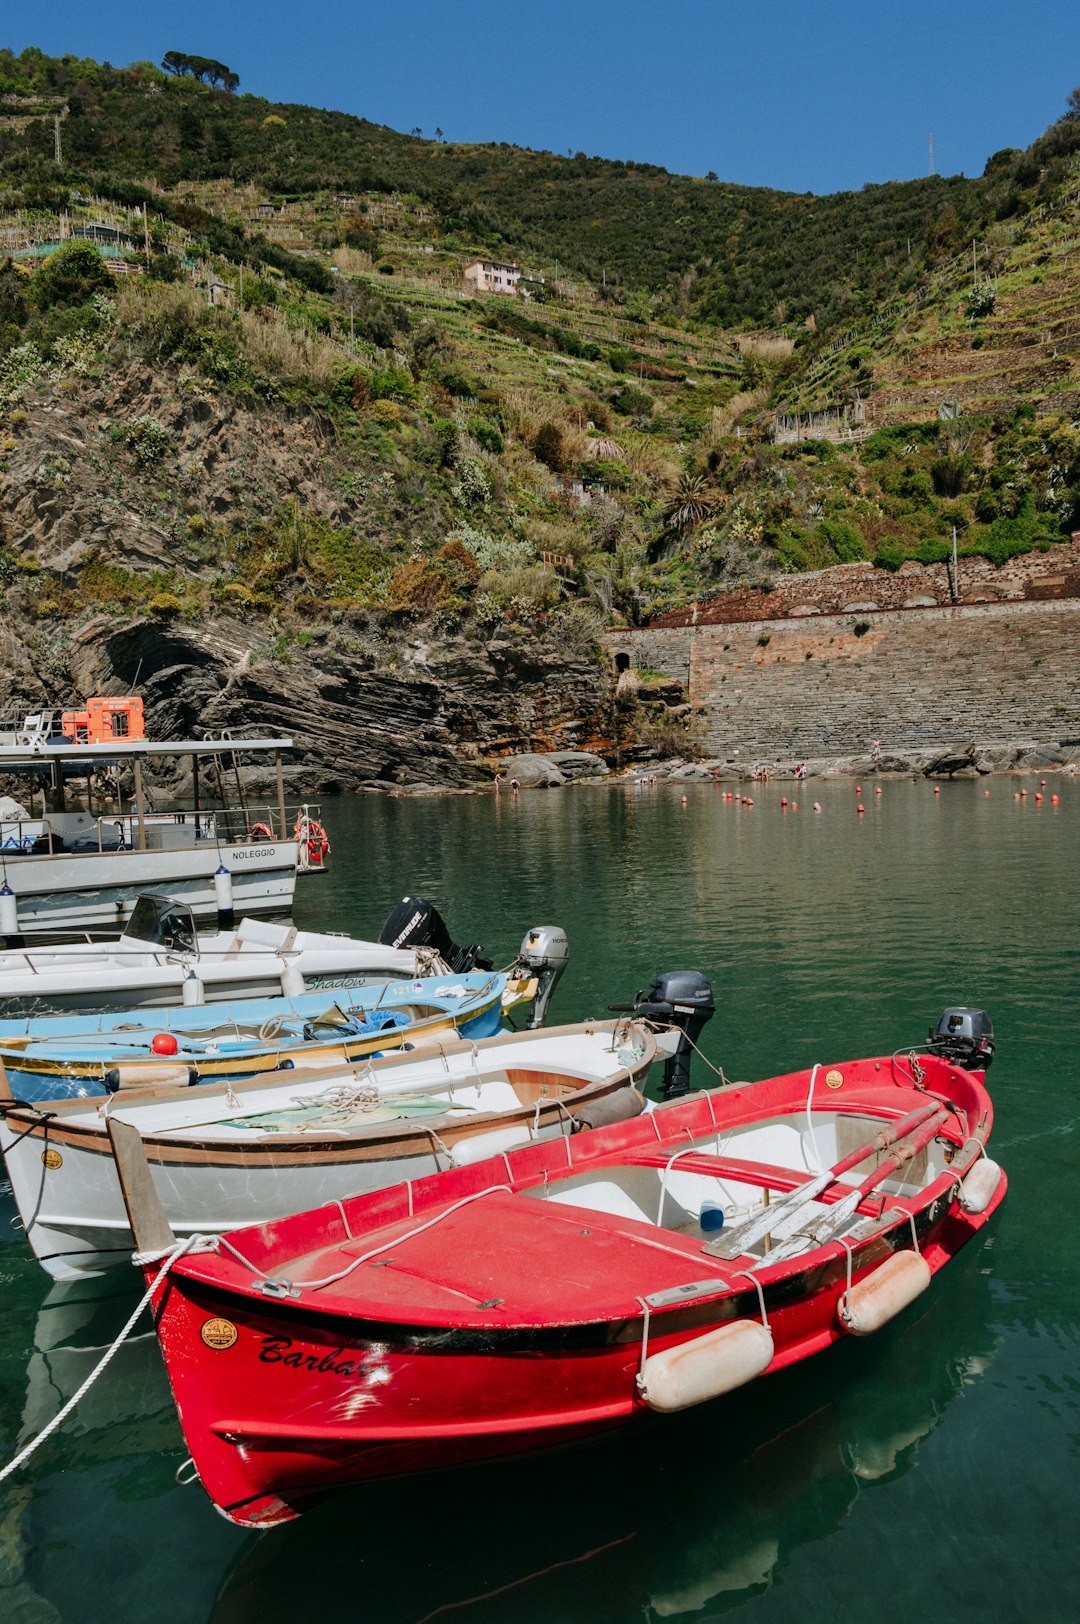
[2,47,1080,781]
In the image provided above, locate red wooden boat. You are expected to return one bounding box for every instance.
[113,1013,1006,1527]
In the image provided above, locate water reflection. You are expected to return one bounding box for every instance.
[212,1244,999,1624]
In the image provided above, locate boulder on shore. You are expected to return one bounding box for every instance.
[497,753,566,788]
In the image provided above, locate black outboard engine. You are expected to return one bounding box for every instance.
[927,1007,995,1071]
[515,926,570,1029]
[377,897,491,974]
[617,971,716,1099]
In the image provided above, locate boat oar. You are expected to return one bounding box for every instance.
[761,1107,949,1263]
[707,1099,943,1259]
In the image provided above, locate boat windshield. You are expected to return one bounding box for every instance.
[125,894,198,954]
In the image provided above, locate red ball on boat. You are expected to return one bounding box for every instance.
[151,1033,179,1056]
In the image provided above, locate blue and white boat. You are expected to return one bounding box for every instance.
[0,969,526,1101]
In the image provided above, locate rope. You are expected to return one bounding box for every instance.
[214,1183,514,1295]
[635,1296,653,1393]
[805,1063,825,1173]
[646,1021,740,1088]
[0,1234,206,1486]
[734,1269,770,1331]
[0,1103,56,1153]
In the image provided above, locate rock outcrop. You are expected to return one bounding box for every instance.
[6,612,606,793]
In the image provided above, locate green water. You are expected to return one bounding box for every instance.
[2,778,1077,1622]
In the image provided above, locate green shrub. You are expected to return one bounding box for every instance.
[816,517,866,562]
[370,365,417,402]
[469,415,504,455]
[30,241,113,312]
[147,590,187,617]
[873,540,906,571]
[124,415,172,465]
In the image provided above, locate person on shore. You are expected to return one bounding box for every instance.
[871,739,882,761]
[494,773,502,794]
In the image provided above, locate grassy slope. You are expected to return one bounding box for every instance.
[1,46,1079,648]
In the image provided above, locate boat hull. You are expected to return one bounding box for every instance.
[0,842,298,942]
[1,990,505,1100]
[149,1190,1004,1527]
[125,1052,1009,1526]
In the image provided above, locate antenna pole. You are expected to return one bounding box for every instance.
[928,132,934,176]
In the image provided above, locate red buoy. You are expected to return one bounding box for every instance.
[1035,793,1043,803]
[151,1033,179,1056]
[1052,794,1060,804]
[781,797,788,807]
[934,787,940,795]
[857,803,865,815]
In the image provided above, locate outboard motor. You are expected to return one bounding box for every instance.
[377,897,491,974]
[616,971,716,1099]
[516,926,569,1029]
[926,1007,994,1071]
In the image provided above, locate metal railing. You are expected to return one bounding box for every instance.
[0,803,325,856]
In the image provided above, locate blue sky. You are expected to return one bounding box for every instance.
[8,2,1080,194]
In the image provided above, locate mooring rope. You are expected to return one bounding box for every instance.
[0,1233,214,1485]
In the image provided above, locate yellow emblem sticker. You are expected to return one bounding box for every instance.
[41,1148,63,1170]
[825,1069,844,1090]
[200,1317,238,1351]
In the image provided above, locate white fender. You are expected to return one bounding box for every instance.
[839,1250,931,1335]
[640,1318,774,1413]
[448,1126,533,1166]
[280,963,306,998]
[958,1157,1002,1215]
[181,973,205,1006]
[110,1063,191,1091]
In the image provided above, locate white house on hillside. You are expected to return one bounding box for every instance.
[462,259,541,296]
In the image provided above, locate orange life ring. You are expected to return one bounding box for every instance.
[249,821,273,841]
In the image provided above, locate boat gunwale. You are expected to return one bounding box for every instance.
[0,1022,657,1164]
[151,1056,993,1331]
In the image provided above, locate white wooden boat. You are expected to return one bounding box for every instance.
[0,894,451,1016]
[0,1020,656,1279]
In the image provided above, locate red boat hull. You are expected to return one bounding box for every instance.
[152,1144,1005,1526]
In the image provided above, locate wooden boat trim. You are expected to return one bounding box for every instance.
[0,1022,655,1169]
[0,1002,485,1082]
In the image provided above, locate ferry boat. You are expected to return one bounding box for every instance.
[0,701,324,942]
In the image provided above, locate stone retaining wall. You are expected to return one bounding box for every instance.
[608,598,1080,759]
[647,538,1080,629]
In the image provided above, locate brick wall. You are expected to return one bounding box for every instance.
[608,598,1080,758]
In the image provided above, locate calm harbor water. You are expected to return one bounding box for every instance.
[1,776,1077,1622]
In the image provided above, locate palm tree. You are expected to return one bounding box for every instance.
[662,471,718,536]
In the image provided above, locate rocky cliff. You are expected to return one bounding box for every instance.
[0,610,608,792]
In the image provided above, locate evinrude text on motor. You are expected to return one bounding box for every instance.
[377,897,491,974]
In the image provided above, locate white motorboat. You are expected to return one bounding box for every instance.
[0,893,453,1016]
[0,1020,657,1279]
